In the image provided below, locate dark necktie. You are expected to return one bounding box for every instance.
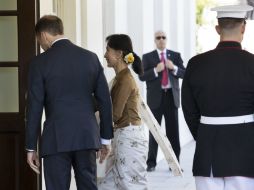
[160,52,169,86]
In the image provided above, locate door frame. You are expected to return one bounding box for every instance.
[0,0,40,189]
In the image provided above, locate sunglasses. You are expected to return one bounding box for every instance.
[156,36,166,40]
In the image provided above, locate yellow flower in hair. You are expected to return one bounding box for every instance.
[124,53,135,64]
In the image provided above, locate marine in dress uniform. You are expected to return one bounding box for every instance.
[181,5,254,190]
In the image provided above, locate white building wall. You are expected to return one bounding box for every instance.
[85,0,104,61]
[40,0,53,15]
[167,0,196,147]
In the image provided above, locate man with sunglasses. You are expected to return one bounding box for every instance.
[139,30,185,172]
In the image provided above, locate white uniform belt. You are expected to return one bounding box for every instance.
[200,114,254,125]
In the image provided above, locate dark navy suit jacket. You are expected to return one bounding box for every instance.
[26,39,113,157]
[140,49,185,109]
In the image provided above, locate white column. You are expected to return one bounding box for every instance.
[168,0,181,51]
[168,0,196,62]
[183,0,196,62]
[102,0,115,37]
[114,0,128,33]
[141,0,154,99]
[153,0,163,31]
[85,0,104,62]
[62,0,77,43]
[168,0,196,146]
[80,0,87,48]
[126,0,146,96]
[162,0,170,37]
[142,0,154,54]
[75,0,81,46]
[102,0,116,81]
[40,0,53,16]
[127,0,143,56]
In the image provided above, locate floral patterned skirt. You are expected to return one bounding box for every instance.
[98,125,148,190]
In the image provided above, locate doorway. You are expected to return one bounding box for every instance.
[0,0,39,189]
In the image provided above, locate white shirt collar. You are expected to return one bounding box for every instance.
[156,48,166,56]
[51,37,68,46]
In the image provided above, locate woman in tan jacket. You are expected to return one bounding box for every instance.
[98,34,148,190]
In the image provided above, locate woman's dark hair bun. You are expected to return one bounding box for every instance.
[131,52,143,75]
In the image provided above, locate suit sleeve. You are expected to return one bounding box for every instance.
[139,54,158,81]
[173,53,185,79]
[94,59,113,140]
[26,60,44,151]
[181,62,200,140]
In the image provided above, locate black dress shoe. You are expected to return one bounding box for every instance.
[146,166,155,172]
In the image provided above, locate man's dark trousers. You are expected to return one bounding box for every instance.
[44,150,97,190]
[147,89,180,168]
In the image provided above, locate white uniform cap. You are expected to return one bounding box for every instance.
[211,5,253,19]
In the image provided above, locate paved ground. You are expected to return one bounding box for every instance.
[148,140,196,190]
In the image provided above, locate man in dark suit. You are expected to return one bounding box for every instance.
[139,31,185,172]
[182,5,254,190]
[26,15,113,190]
